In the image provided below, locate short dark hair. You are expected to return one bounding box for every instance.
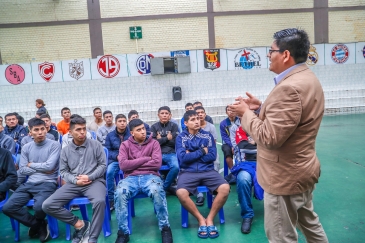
[61,107,70,115]
[158,106,171,113]
[70,116,86,130]
[115,114,127,122]
[183,110,198,122]
[194,106,205,112]
[273,28,310,64]
[185,103,193,108]
[17,115,25,126]
[28,118,45,129]
[103,110,112,117]
[225,106,229,112]
[70,114,82,119]
[36,110,45,116]
[129,119,144,131]
[5,113,17,119]
[93,107,101,114]
[193,101,202,106]
[39,114,51,120]
[128,110,139,119]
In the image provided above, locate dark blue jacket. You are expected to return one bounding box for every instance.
[175,129,217,172]
[4,124,27,153]
[105,127,131,164]
[219,117,240,147]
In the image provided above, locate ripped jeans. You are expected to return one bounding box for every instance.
[114,174,170,234]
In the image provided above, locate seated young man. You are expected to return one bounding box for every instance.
[57,107,71,136]
[176,110,230,239]
[61,114,93,149]
[104,114,130,210]
[180,102,194,131]
[87,107,105,132]
[192,101,214,124]
[40,114,59,141]
[4,112,27,164]
[115,119,173,243]
[127,110,151,134]
[3,118,61,243]
[0,123,16,154]
[42,116,107,243]
[97,110,116,145]
[0,148,18,201]
[151,106,179,195]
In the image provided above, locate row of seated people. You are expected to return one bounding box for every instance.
[0,104,260,243]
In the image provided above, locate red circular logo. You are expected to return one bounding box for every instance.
[97,55,120,78]
[331,44,349,64]
[5,64,25,85]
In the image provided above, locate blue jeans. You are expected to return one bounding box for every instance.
[106,161,120,201]
[236,170,254,218]
[114,175,170,234]
[161,153,179,189]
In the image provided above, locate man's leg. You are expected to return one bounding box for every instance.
[297,189,328,243]
[221,144,233,169]
[176,189,206,226]
[30,182,58,222]
[114,176,139,236]
[81,180,107,243]
[106,161,120,204]
[161,153,179,190]
[205,183,230,226]
[236,170,254,233]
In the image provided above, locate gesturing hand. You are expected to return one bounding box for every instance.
[228,97,250,117]
[243,92,262,111]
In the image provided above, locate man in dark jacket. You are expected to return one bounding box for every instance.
[4,113,27,163]
[0,123,16,154]
[104,114,131,210]
[127,110,151,134]
[0,148,17,201]
[176,110,230,239]
[150,106,179,195]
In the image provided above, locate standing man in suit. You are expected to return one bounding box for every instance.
[229,28,328,243]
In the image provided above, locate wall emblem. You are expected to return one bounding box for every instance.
[38,62,55,82]
[204,49,220,70]
[5,64,25,85]
[331,44,349,64]
[306,45,318,66]
[234,48,261,69]
[136,54,154,75]
[97,55,120,78]
[69,59,84,80]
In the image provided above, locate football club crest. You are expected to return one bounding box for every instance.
[234,48,261,70]
[97,55,120,78]
[203,49,220,70]
[38,62,55,82]
[136,54,154,75]
[69,59,84,80]
[306,45,319,66]
[5,64,25,85]
[331,44,349,64]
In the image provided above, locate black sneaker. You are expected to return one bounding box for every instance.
[38,220,50,242]
[28,222,40,238]
[195,193,205,206]
[115,230,130,243]
[71,205,80,211]
[72,220,90,243]
[161,226,173,243]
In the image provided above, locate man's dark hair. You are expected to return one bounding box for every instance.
[61,107,70,115]
[128,110,139,119]
[17,115,24,126]
[36,110,46,116]
[70,114,82,119]
[185,103,193,109]
[93,107,101,114]
[70,116,86,130]
[273,28,310,64]
[225,106,229,112]
[5,113,17,119]
[183,110,198,122]
[28,118,46,129]
[115,114,127,122]
[39,114,51,120]
[129,119,144,131]
[158,106,171,113]
[103,110,112,117]
[0,116,2,119]
[194,106,205,112]
[193,101,203,107]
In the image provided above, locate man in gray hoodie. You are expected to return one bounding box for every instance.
[3,118,61,243]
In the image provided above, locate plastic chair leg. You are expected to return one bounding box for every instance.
[47,215,59,239]
[181,206,189,228]
[14,219,20,242]
[224,157,228,177]
[102,203,112,237]
[79,204,89,221]
[10,218,15,231]
[127,200,133,234]
[219,207,225,224]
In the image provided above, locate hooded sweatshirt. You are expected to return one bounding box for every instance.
[118,135,162,178]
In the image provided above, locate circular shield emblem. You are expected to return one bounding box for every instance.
[136,54,154,75]
[234,49,261,70]
[5,64,25,85]
[331,44,349,64]
[97,55,120,78]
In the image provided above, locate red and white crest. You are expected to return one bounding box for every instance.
[38,62,55,82]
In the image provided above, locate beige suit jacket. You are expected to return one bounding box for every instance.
[241,64,324,195]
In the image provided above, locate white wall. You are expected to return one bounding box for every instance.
[0,63,364,124]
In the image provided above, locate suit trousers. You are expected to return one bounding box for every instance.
[264,187,328,243]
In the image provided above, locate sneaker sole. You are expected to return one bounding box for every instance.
[75,222,91,243]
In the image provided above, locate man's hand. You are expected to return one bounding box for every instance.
[203,147,208,154]
[167,131,172,140]
[243,92,262,110]
[228,97,250,117]
[156,132,162,139]
[186,150,190,154]
[77,175,90,182]
[44,169,56,174]
[76,180,92,186]
[27,162,32,167]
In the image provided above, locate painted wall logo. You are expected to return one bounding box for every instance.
[331,44,349,64]
[97,55,120,78]
[234,48,261,69]
[38,62,55,82]
[136,54,154,75]
[171,50,189,57]
[204,49,220,70]
[5,64,25,85]
[69,59,84,80]
[306,45,318,66]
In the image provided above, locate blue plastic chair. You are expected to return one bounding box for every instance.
[181,186,225,228]
[64,147,111,240]
[15,143,20,154]
[0,191,17,231]
[90,131,97,140]
[59,134,63,145]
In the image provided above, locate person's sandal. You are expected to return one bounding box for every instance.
[197,225,208,239]
[207,225,219,239]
